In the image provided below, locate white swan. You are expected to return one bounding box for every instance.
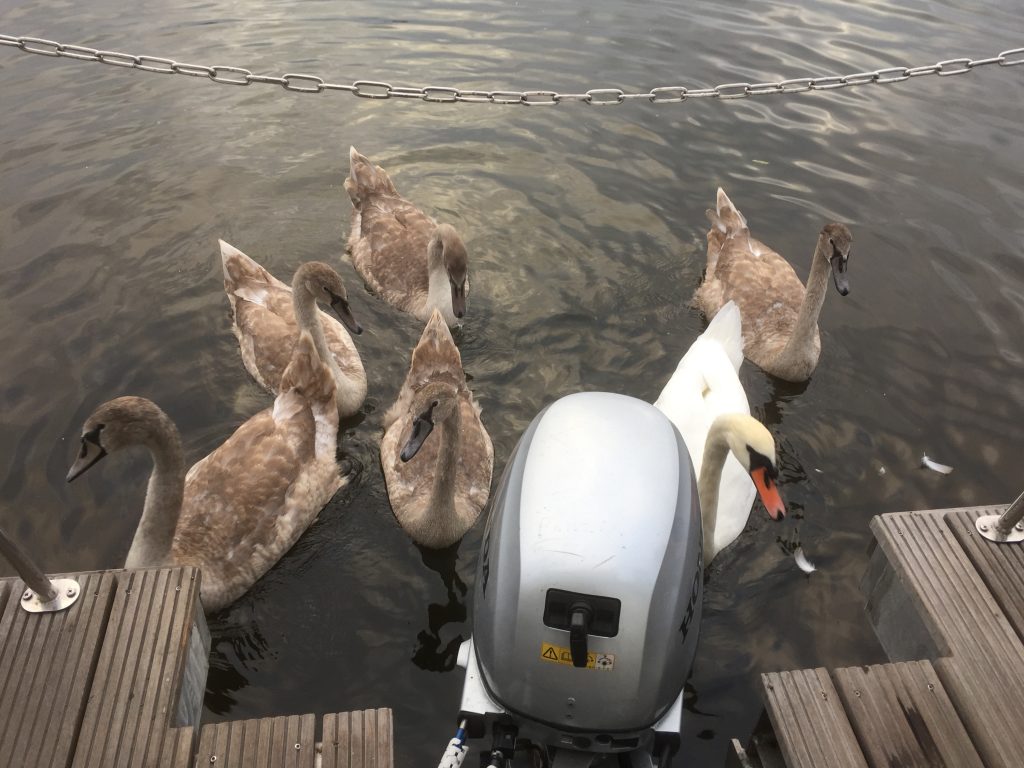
[381,309,493,548]
[654,301,786,565]
[220,240,368,418]
[693,188,852,382]
[67,332,350,613]
[344,147,470,327]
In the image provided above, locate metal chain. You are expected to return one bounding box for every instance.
[1,33,1021,106]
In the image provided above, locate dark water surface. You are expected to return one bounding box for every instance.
[2,0,1023,764]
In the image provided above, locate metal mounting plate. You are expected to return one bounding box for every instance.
[20,578,82,613]
[975,514,1024,543]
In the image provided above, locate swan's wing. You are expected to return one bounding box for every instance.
[177,338,343,609]
[345,150,437,307]
[345,146,401,206]
[175,407,329,601]
[231,294,299,393]
[319,311,365,381]
[383,310,463,429]
[220,240,290,293]
[654,326,750,473]
[456,393,494,511]
[706,222,811,369]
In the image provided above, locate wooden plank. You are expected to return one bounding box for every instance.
[934,655,1024,768]
[158,726,194,768]
[0,571,115,768]
[196,715,315,767]
[321,710,394,768]
[945,507,1024,645]
[761,670,867,768]
[870,510,1024,664]
[832,661,983,768]
[869,509,1024,768]
[72,566,200,768]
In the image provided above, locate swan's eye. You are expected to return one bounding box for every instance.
[432,400,439,408]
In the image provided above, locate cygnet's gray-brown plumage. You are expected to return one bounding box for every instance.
[381,309,492,548]
[67,332,349,613]
[693,188,852,382]
[344,147,470,327]
[221,241,368,418]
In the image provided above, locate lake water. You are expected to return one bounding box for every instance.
[1,0,1023,764]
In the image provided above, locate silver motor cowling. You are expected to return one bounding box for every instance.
[457,392,703,764]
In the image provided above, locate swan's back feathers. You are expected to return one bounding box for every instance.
[715,187,748,233]
[699,300,744,373]
[380,309,493,548]
[345,146,400,207]
[704,189,749,282]
[220,239,288,295]
[280,331,336,406]
[382,310,463,429]
[177,331,345,610]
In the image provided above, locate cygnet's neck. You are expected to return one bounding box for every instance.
[125,418,186,569]
[772,235,829,378]
[427,401,463,540]
[291,276,347,403]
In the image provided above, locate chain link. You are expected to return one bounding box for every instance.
[1,33,1021,106]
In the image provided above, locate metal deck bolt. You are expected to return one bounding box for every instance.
[979,524,989,532]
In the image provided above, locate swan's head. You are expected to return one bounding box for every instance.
[820,223,852,297]
[721,415,786,521]
[399,380,461,462]
[429,223,469,319]
[295,261,363,336]
[67,397,174,482]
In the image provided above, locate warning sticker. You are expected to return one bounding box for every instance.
[539,642,615,670]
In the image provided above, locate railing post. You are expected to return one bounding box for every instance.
[0,525,81,612]
[975,490,1024,543]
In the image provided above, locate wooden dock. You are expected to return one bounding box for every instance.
[732,505,1024,768]
[0,565,393,768]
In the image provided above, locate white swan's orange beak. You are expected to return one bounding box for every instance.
[751,467,786,520]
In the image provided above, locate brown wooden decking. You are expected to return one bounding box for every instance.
[0,565,394,768]
[752,505,1024,768]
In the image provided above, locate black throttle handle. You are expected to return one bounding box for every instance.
[569,604,592,668]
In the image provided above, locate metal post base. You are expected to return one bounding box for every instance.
[975,515,1024,543]
[21,578,82,613]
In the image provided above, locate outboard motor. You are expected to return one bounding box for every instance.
[453,392,704,767]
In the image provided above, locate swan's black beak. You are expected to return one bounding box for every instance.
[329,293,363,336]
[450,280,466,320]
[830,253,850,297]
[67,438,107,482]
[400,405,436,462]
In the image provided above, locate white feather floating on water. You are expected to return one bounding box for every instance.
[794,547,817,574]
[921,454,954,475]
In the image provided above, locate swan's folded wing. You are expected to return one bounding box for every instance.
[220,240,290,292]
[176,406,336,606]
[353,198,436,300]
[232,300,298,392]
